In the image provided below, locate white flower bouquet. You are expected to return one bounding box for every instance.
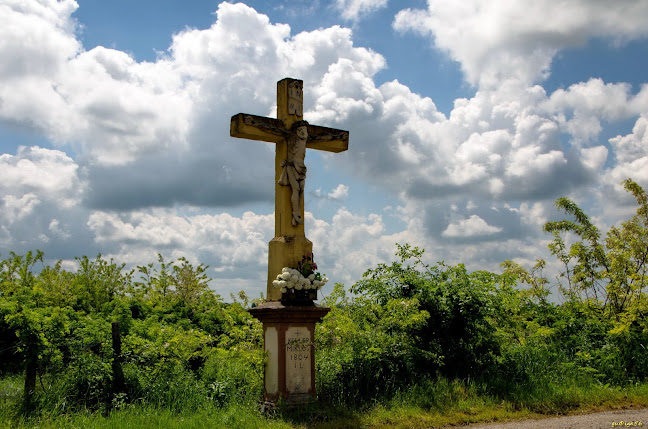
[272,252,329,294]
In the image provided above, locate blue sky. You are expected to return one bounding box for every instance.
[1,0,648,300]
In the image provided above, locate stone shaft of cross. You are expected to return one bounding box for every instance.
[230,78,349,300]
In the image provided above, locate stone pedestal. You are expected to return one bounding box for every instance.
[249,301,329,403]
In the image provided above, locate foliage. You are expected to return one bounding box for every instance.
[316,245,511,405]
[318,178,648,405]
[317,287,430,405]
[543,179,648,318]
[502,178,648,384]
[0,252,263,417]
[351,244,504,379]
[1,178,647,424]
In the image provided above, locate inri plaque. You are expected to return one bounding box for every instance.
[287,80,303,117]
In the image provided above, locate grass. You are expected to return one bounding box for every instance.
[0,405,294,429]
[277,378,648,428]
[2,375,647,428]
[353,382,648,429]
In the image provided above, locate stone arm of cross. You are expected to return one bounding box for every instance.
[243,114,289,138]
[307,129,349,143]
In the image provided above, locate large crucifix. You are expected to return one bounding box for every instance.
[230,78,349,301]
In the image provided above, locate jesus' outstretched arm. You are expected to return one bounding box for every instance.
[307,130,349,143]
[242,114,289,138]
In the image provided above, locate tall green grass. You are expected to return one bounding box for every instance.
[0,404,293,429]
[3,372,647,429]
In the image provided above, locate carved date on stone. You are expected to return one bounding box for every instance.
[285,327,311,394]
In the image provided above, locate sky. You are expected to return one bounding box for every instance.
[1,0,648,300]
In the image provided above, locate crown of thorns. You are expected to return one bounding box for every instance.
[291,120,309,130]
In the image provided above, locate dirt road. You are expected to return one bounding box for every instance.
[450,408,647,429]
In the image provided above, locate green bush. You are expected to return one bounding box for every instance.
[201,348,264,406]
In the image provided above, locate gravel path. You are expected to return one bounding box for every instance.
[449,408,647,429]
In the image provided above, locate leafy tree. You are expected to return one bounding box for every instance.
[171,257,210,307]
[135,254,174,299]
[0,251,73,411]
[604,180,648,319]
[504,178,648,383]
[72,255,132,313]
[544,178,648,321]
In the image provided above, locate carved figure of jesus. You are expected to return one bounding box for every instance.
[279,121,309,226]
[240,114,347,227]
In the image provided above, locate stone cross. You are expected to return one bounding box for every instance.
[230,78,349,300]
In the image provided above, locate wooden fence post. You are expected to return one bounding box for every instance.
[22,333,38,413]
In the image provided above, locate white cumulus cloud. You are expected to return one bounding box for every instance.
[334,0,388,21]
[328,184,349,200]
[442,215,502,238]
[0,146,82,204]
[393,0,648,87]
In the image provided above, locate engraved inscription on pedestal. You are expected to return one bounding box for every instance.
[285,326,311,394]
